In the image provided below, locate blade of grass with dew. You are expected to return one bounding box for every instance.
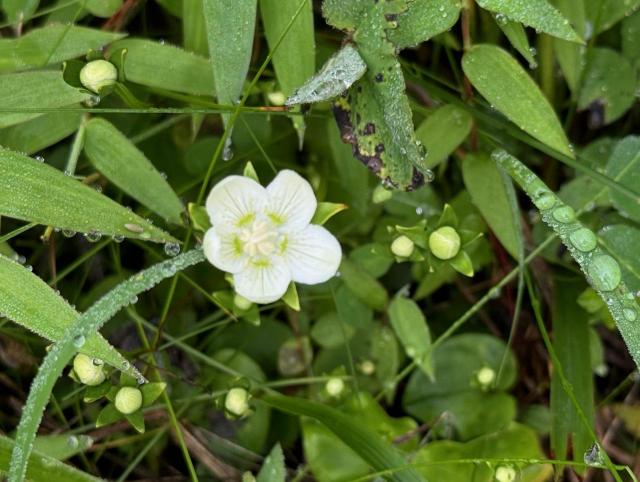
[493,149,640,370]
[0,148,177,243]
[0,254,142,378]
[259,393,425,482]
[7,248,206,482]
[0,111,81,154]
[83,118,184,225]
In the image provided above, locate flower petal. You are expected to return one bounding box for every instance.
[233,256,291,304]
[265,170,317,230]
[203,228,247,274]
[285,225,342,284]
[205,175,266,229]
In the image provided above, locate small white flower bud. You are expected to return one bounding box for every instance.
[234,293,253,311]
[391,235,415,258]
[73,353,106,386]
[359,360,376,375]
[267,91,286,106]
[79,60,118,94]
[372,185,393,204]
[325,378,345,397]
[476,366,496,388]
[428,226,461,260]
[225,387,250,417]
[114,387,143,414]
[495,465,516,482]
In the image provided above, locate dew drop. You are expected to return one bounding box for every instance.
[623,308,637,321]
[583,443,603,466]
[112,234,125,243]
[552,206,575,223]
[34,155,44,163]
[159,171,168,180]
[73,335,86,348]
[84,230,102,242]
[532,190,556,210]
[222,138,234,161]
[62,229,76,238]
[569,228,597,252]
[587,255,622,292]
[130,295,138,305]
[122,360,130,370]
[424,169,435,183]
[164,242,180,257]
[124,223,144,233]
[67,435,79,449]
[415,206,424,215]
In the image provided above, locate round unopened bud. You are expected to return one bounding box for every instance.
[359,360,376,375]
[79,60,118,93]
[267,91,286,106]
[73,353,106,386]
[325,378,345,397]
[391,235,415,258]
[234,293,253,311]
[476,366,496,387]
[225,387,250,417]
[495,465,517,482]
[372,185,393,204]
[114,387,143,414]
[428,226,461,260]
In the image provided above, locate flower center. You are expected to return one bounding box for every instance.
[239,219,280,258]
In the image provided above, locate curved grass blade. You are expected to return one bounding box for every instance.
[0,254,140,378]
[8,249,206,482]
[493,149,640,369]
[0,111,81,154]
[0,148,177,243]
[260,393,425,482]
[84,118,184,225]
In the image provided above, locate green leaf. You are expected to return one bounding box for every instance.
[553,0,586,93]
[578,48,636,125]
[32,434,93,461]
[0,435,102,482]
[599,224,640,292]
[0,24,124,73]
[311,312,356,349]
[261,392,425,482]
[0,148,176,243]
[256,444,285,482]
[86,0,123,17]
[125,411,145,433]
[462,153,523,259]
[476,0,581,41]
[387,0,461,49]
[107,38,215,96]
[550,277,595,464]
[497,18,537,66]
[622,10,640,72]
[462,44,573,157]
[388,294,432,377]
[0,112,81,155]
[0,71,89,128]
[310,202,348,225]
[349,243,393,278]
[2,0,39,24]
[0,255,140,377]
[188,203,211,232]
[141,382,167,406]
[84,118,184,225]
[605,136,640,222]
[203,0,256,124]
[585,0,640,33]
[415,104,472,169]
[339,258,388,311]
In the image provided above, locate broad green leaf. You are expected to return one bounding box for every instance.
[256,444,285,482]
[403,334,518,440]
[203,0,256,125]
[462,153,523,259]
[415,104,472,168]
[387,0,461,49]
[476,0,581,41]
[0,71,89,128]
[388,294,432,376]
[497,19,537,66]
[0,111,81,154]
[599,225,640,292]
[0,435,102,482]
[0,148,177,243]
[349,242,393,278]
[0,255,139,377]
[578,48,636,125]
[311,312,356,348]
[2,0,39,24]
[107,38,215,96]
[553,0,586,93]
[84,118,184,224]
[462,44,573,157]
[622,10,640,72]
[605,136,640,222]
[0,25,124,73]
[32,435,93,461]
[413,424,552,482]
[585,0,640,33]
[551,278,594,465]
[494,149,640,370]
[262,392,424,482]
[339,258,388,311]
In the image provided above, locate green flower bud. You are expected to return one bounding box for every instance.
[79,60,118,94]
[325,377,345,397]
[224,387,250,417]
[73,353,106,386]
[234,293,253,311]
[495,466,516,482]
[359,360,376,375]
[372,185,393,204]
[114,386,143,414]
[267,91,286,106]
[391,235,415,258]
[476,366,496,388]
[428,226,461,260]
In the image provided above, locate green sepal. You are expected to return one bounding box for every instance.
[437,203,458,228]
[243,161,260,183]
[394,220,428,249]
[95,404,123,428]
[141,382,166,407]
[188,203,212,232]
[282,282,300,312]
[449,251,474,277]
[311,202,348,225]
[125,411,145,433]
[83,380,111,403]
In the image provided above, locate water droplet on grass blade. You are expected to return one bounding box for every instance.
[569,228,597,252]
[164,242,180,257]
[67,436,79,449]
[552,206,575,223]
[587,255,622,292]
[73,335,86,348]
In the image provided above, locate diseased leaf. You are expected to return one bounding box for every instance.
[605,136,640,222]
[0,112,81,154]
[476,0,581,42]
[415,104,472,168]
[0,25,124,73]
[0,71,89,128]
[387,0,461,49]
[84,118,184,224]
[0,148,177,243]
[462,44,573,157]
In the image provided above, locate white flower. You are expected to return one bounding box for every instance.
[203,170,342,304]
